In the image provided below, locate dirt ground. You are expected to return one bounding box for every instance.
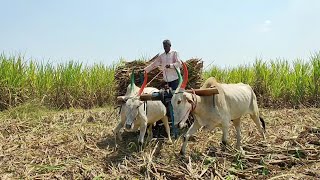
[0,105,319,179]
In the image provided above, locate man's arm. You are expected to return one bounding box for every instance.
[144,56,161,73]
[169,51,182,69]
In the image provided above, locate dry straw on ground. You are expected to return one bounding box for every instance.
[0,104,319,179]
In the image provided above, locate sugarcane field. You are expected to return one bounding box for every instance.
[0,53,319,180]
[1,2,320,180]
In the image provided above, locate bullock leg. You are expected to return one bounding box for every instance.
[220,115,233,151]
[250,114,266,140]
[138,120,148,152]
[161,116,173,144]
[146,124,153,143]
[180,120,201,156]
[232,118,242,150]
[113,109,126,141]
[221,121,229,149]
[113,121,124,142]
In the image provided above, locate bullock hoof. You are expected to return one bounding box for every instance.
[138,142,143,152]
[236,147,245,155]
[179,149,185,156]
[240,149,246,156]
[188,135,197,142]
[117,135,123,142]
[167,139,173,145]
[220,142,228,152]
[146,136,152,143]
[222,140,227,146]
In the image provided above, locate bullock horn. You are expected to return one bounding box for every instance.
[174,66,183,93]
[180,62,188,89]
[137,70,148,96]
[130,68,135,93]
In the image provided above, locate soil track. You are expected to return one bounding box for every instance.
[0,107,319,179]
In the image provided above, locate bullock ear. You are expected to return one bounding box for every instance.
[183,93,194,104]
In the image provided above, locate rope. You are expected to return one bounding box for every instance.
[146,70,162,87]
[177,90,197,130]
[191,88,197,112]
[139,71,163,95]
[203,60,215,71]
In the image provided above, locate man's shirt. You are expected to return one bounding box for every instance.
[144,50,182,82]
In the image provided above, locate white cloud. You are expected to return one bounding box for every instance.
[259,20,272,33]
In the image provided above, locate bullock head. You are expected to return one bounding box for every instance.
[172,91,195,128]
[123,69,143,130]
[171,62,191,128]
[124,97,143,130]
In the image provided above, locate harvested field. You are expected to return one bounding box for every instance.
[0,104,319,179]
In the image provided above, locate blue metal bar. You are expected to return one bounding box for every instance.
[169,102,178,139]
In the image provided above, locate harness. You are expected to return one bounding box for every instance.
[143,101,147,115]
[118,105,122,115]
[174,90,198,126]
[118,99,147,121]
[190,88,197,112]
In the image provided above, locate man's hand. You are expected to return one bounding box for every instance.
[165,64,170,68]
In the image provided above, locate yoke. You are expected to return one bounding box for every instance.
[116,87,219,139]
[117,87,219,104]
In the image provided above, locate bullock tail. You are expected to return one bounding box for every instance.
[259,116,266,131]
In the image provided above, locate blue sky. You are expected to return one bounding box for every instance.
[1,0,320,68]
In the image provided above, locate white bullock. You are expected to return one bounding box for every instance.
[124,87,172,150]
[171,77,266,155]
[113,83,140,141]
[113,82,172,151]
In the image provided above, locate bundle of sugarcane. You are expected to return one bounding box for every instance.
[183,58,204,89]
[114,54,162,97]
[114,55,203,98]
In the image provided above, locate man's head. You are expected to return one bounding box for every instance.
[163,39,171,53]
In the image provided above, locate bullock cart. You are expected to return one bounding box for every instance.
[116,61,219,139]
